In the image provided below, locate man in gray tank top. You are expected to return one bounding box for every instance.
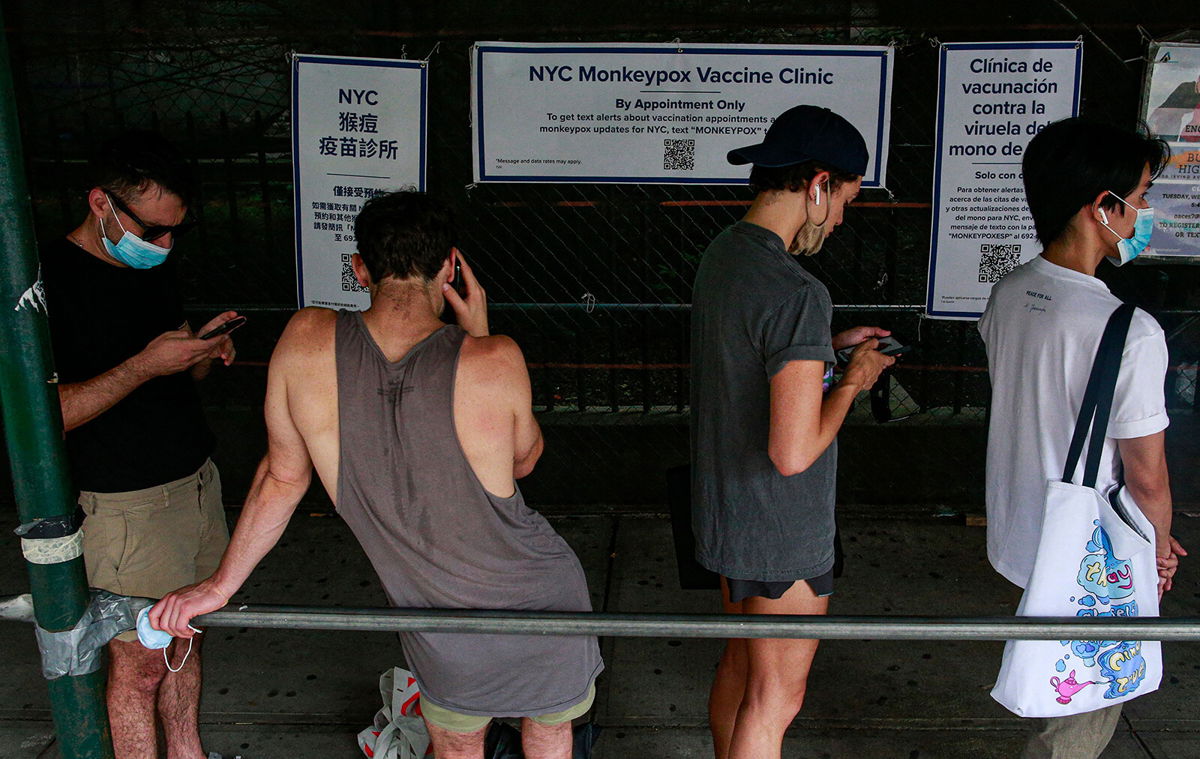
[152,192,603,759]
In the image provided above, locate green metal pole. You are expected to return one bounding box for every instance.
[0,9,114,759]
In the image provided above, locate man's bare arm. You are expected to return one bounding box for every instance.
[151,320,314,637]
[1117,431,1182,591]
[768,343,893,476]
[505,338,543,479]
[59,329,217,431]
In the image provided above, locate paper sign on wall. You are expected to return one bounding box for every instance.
[472,42,892,187]
[292,54,428,309]
[925,42,1082,320]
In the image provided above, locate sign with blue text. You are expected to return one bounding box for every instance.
[471,42,893,186]
[926,42,1082,320]
[1140,41,1200,260]
[292,54,427,309]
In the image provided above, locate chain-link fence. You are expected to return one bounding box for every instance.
[5,0,1198,505]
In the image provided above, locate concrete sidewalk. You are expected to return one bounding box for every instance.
[2,511,1198,758]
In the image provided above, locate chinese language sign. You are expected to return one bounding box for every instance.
[292,54,427,309]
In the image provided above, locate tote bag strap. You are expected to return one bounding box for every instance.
[1061,303,1137,488]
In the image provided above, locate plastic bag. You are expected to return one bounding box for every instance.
[357,667,434,759]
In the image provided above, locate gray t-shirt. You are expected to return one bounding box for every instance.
[690,221,838,581]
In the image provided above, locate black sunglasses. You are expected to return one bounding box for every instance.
[106,192,198,243]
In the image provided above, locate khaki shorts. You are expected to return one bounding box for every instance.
[420,683,596,734]
[80,459,229,642]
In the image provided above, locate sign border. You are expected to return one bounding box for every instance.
[291,54,429,308]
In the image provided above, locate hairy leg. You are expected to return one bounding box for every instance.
[710,578,747,759]
[726,581,829,759]
[158,634,206,759]
[425,719,487,759]
[107,638,169,759]
[520,718,573,759]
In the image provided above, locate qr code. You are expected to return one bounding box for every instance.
[663,139,696,171]
[341,254,367,293]
[977,244,1021,283]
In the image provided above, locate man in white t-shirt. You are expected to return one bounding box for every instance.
[980,118,1185,759]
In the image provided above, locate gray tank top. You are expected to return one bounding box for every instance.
[334,311,602,716]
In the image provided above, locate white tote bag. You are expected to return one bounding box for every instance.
[991,304,1162,718]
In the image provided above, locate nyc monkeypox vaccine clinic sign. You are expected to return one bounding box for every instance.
[471,42,893,186]
[292,54,427,309]
[926,42,1081,320]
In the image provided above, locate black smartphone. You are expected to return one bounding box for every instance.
[835,335,912,365]
[451,259,467,299]
[199,316,247,340]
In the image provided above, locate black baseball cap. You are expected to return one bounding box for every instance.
[727,105,869,176]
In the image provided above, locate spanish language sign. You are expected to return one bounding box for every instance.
[1140,41,1200,260]
[292,54,427,309]
[471,42,893,186]
[926,42,1081,320]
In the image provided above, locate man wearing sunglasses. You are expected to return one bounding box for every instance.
[39,131,240,759]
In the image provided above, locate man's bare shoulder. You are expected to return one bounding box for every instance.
[457,333,527,384]
[273,308,337,368]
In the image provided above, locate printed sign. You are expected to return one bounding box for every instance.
[292,54,428,309]
[471,42,893,186]
[1140,41,1200,259]
[926,42,1082,320]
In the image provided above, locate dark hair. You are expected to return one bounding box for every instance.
[354,191,455,283]
[90,130,194,206]
[1023,118,1169,246]
[748,159,859,195]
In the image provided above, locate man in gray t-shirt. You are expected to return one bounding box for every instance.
[690,105,894,759]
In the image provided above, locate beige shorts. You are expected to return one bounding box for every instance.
[79,459,229,642]
[420,683,596,734]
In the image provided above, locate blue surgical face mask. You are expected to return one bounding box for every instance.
[1098,191,1154,267]
[100,194,171,269]
[136,605,200,672]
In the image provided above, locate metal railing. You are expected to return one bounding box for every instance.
[4,595,1199,642]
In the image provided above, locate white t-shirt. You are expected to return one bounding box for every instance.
[978,255,1169,589]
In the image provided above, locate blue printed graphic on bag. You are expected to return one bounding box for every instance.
[1097,641,1147,699]
[1056,523,1145,702]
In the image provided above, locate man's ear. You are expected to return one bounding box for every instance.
[438,250,455,284]
[87,188,111,219]
[809,171,830,203]
[350,253,372,290]
[1090,190,1115,224]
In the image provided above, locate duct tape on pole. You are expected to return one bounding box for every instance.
[0,6,115,757]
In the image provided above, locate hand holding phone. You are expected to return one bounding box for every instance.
[836,334,911,365]
[442,249,489,337]
[199,316,247,340]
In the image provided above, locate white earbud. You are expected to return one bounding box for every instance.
[815,183,821,206]
[1099,208,1109,224]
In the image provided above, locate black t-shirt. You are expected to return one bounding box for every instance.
[40,236,215,492]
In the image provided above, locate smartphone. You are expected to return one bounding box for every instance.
[835,335,912,365]
[451,259,467,299]
[199,316,247,340]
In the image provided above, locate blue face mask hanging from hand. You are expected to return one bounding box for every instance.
[99,193,171,269]
[1098,191,1154,267]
